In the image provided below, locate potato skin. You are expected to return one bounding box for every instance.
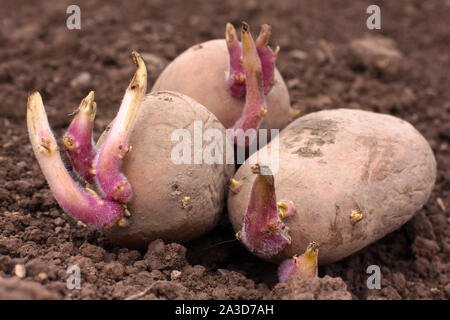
[228,109,436,265]
[152,39,291,132]
[101,91,234,249]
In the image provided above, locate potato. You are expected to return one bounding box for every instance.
[152,39,291,133]
[228,108,436,264]
[99,91,235,248]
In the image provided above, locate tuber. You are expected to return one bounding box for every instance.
[27,52,234,248]
[228,109,436,264]
[152,22,291,148]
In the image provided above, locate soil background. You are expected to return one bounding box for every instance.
[0,0,449,300]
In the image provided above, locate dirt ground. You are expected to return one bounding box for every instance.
[0,0,448,300]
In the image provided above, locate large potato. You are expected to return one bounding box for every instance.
[152,39,291,132]
[102,91,234,248]
[228,109,436,264]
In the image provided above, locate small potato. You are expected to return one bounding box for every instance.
[152,39,291,132]
[101,91,234,248]
[228,109,436,264]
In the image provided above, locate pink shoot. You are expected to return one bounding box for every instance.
[278,242,320,282]
[228,22,267,147]
[229,178,243,194]
[226,22,246,98]
[225,23,279,97]
[256,24,279,95]
[277,200,296,219]
[236,164,293,259]
[94,52,147,203]
[63,91,97,184]
[26,92,125,228]
[350,209,363,225]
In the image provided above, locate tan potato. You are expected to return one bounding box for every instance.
[152,39,291,133]
[228,109,436,264]
[100,91,234,248]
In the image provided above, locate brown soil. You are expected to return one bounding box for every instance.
[0,0,449,300]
